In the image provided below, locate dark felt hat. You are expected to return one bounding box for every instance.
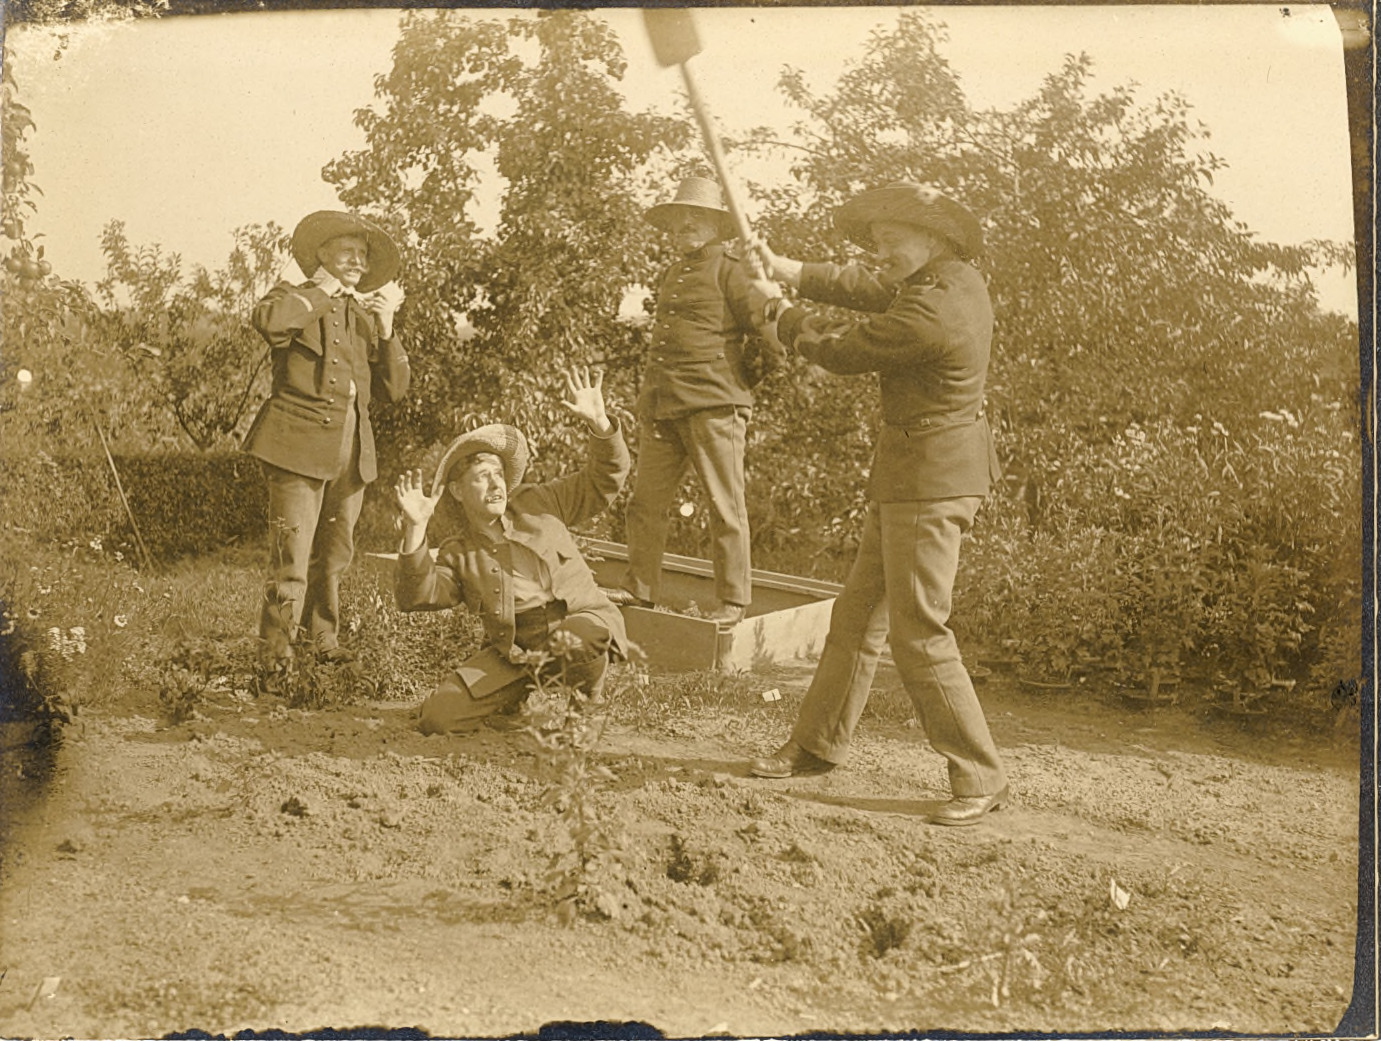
[835,183,983,259]
[291,210,401,293]
[431,424,530,498]
[645,177,737,239]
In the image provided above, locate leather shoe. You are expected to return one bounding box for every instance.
[927,785,1010,826]
[602,588,648,608]
[484,711,529,733]
[705,603,746,630]
[748,740,836,779]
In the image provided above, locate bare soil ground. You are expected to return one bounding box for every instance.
[0,659,1361,1039]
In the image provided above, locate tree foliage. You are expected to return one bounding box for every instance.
[94,220,289,450]
[747,13,1354,472]
[324,9,691,476]
[739,11,1359,695]
[1,0,170,449]
[316,7,1358,696]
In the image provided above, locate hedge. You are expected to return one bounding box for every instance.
[1,450,268,560]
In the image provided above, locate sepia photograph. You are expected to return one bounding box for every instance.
[0,2,1370,1037]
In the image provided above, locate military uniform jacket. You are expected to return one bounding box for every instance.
[638,243,758,421]
[395,424,632,657]
[776,258,1000,502]
[244,280,411,482]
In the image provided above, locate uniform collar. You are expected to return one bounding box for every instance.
[681,242,724,264]
[904,264,942,289]
[469,511,517,545]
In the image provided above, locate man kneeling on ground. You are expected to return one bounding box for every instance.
[393,367,630,735]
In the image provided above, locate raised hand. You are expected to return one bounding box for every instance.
[752,241,804,288]
[364,280,406,338]
[748,279,784,325]
[560,366,612,434]
[394,467,443,544]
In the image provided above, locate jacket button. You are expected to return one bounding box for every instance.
[333,338,341,345]
[492,586,500,594]
[332,358,339,364]
[323,418,331,425]
[329,377,337,385]
[328,397,335,404]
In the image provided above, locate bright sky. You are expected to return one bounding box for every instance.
[8,4,1358,317]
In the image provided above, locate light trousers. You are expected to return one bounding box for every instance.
[419,603,612,735]
[623,406,752,607]
[790,497,1007,798]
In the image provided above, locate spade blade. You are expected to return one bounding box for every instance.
[643,8,703,68]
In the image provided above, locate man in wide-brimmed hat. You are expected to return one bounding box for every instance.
[393,366,630,735]
[742,182,1009,826]
[245,210,409,668]
[619,175,779,630]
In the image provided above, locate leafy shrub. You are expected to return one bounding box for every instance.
[338,576,482,702]
[0,609,77,731]
[95,220,285,452]
[957,409,1362,707]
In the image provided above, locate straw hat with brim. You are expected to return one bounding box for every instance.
[430,424,530,499]
[835,183,984,260]
[291,210,401,294]
[645,176,737,239]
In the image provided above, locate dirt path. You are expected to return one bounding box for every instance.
[0,667,1360,1038]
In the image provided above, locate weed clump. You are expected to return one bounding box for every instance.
[858,887,915,959]
[666,832,721,886]
[529,648,646,925]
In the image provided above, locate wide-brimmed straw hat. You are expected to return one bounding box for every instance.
[645,177,736,239]
[430,424,530,498]
[835,183,984,260]
[291,210,401,293]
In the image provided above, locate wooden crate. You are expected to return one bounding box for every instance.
[580,539,840,673]
[367,540,841,673]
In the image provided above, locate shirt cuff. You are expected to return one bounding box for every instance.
[797,261,837,299]
[588,415,621,439]
[777,305,807,348]
[397,539,432,563]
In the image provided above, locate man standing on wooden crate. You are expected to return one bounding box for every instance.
[619,176,778,630]
[743,183,1009,827]
[244,210,409,667]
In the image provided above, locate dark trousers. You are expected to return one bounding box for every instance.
[258,429,364,659]
[418,600,612,735]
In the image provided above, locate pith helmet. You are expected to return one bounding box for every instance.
[645,177,736,239]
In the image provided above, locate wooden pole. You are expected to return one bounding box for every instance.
[90,413,153,571]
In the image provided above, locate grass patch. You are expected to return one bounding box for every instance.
[0,529,480,720]
[612,667,765,729]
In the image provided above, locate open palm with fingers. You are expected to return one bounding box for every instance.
[561,366,611,433]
